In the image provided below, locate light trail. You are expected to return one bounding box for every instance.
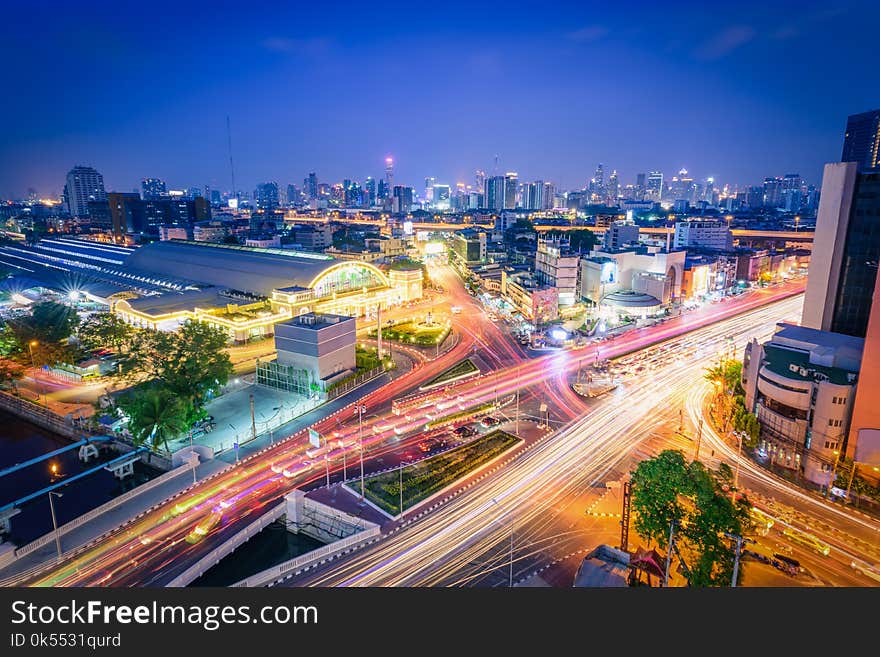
[285,297,807,586]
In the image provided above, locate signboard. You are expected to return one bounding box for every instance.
[308,428,321,449]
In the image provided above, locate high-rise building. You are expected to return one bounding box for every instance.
[475,170,486,195]
[377,179,389,201]
[254,182,280,210]
[607,170,619,204]
[802,162,880,338]
[485,176,506,210]
[746,185,764,209]
[364,177,376,206]
[842,109,880,172]
[391,185,413,213]
[432,184,450,210]
[635,173,647,201]
[306,172,318,200]
[286,184,299,207]
[424,177,435,204]
[503,172,518,210]
[646,171,663,202]
[535,238,580,307]
[781,173,803,211]
[64,165,106,218]
[763,176,784,208]
[384,157,394,191]
[141,178,167,200]
[673,219,732,250]
[108,192,146,243]
[848,265,880,476]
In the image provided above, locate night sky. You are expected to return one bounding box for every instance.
[1,0,878,199]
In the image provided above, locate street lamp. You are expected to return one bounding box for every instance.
[27,340,46,408]
[824,450,840,499]
[355,404,366,504]
[731,431,744,503]
[48,491,63,560]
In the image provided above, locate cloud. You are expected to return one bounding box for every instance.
[694,25,756,60]
[261,37,331,56]
[567,25,609,43]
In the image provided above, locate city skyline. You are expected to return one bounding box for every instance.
[2,0,879,197]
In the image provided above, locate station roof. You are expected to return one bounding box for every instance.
[123,240,339,297]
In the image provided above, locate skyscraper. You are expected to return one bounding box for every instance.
[503,172,518,210]
[384,157,394,191]
[432,184,450,210]
[635,173,647,201]
[365,177,376,206]
[254,182,280,210]
[64,165,106,218]
[141,177,167,200]
[286,184,299,207]
[842,109,880,171]
[306,172,318,200]
[392,185,413,213]
[802,162,880,338]
[646,171,663,202]
[485,176,506,210]
[424,177,435,204]
[763,176,784,208]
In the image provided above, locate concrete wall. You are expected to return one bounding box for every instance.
[285,489,372,543]
[802,162,858,331]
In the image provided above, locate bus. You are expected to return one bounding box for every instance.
[782,527,831,556]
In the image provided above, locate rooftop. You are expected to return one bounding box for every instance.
[762,344,859,386]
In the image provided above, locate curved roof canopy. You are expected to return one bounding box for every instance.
[602,290,661,308]
[123,240,343,297]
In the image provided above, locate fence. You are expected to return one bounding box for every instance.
[0,391,81,439]
[231,525,381,587]
[165,502,286,587]
[13,463,193,559]
[326,365,385,400]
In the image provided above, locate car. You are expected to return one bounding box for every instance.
[417,439,438,452]
[480,416,501,428]
[453,425,476,437]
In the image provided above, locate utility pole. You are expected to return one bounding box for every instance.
[845,461,858,503]
[732,431,744,502]
[189,429,196,484]
[693,418,703,462]
[249,393,256,442]
[663,519,676,587]
[824,450,841,499]
[619,480,631,552]
[724,532,753,587]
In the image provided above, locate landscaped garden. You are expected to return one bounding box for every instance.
[358,430,520,516]
[368,317,450,347]
[419,358,479,390]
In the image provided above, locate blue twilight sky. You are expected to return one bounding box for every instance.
[1,0,878,199]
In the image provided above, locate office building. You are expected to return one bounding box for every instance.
[673,219,732,250]
[384,157,394,191]
[141,178,167,200]
[802,162,880,337]
[503,173,518,210]
[432,184,450,210]
[646,171,663,202]
[391,185,413,214]
[603,221,640,251]
[306,172,318,200]
[535,238,581,307]
[259,313,356,394]
[485,176,506,210]
[64,166,106,218]
[848,266,880,478]
[841,109,880,171]
[452,229,486,265]
[254,182,280,210]
[742,323,863,485]
[108,192,146,242]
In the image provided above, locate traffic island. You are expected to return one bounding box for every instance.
[358,430,521,517]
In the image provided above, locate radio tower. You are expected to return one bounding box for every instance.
[227,115,236,203]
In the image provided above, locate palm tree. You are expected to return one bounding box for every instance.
[121,387,189,454]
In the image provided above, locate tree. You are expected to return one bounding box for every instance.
[78,313,136,353]
[631,450,753,586]
[8,301,79,344]
[127,320,233,417]
[118,386,190,453]
[545,228,599,253]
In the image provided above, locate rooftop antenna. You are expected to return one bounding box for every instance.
[227,115,236,200]
[494,154,499,175]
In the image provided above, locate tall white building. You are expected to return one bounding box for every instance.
[673,219,732,250]
[535,238,580,307]
[64,165,106,218]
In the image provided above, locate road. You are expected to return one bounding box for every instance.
[281,296,810,586]
[14,269,807,587]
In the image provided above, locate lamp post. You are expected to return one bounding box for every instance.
[189,429,196,484]
[355,404,366,503]
[48,491,63,560]
[824,450,840,499]
[28,340,46,408]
